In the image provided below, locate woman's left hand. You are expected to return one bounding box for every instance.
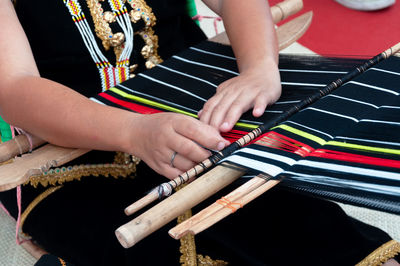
[198,60,281,132]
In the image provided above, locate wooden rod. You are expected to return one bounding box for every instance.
[168,175,268,239]
[115,163,245,248]
[173,179,281,238]
[0,134,45,163]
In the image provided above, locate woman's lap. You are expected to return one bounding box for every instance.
[14,163,393,266]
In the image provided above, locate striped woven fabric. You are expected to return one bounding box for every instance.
[92,41,400,214]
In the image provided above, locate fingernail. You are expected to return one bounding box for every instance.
[220,122,230,131]
[217,141,225,151]
[198,109,203,117]
[254,108,263,117]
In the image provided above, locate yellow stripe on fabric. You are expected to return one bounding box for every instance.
[110,87,197,118]
[272,125,400,155]
[326,141,400,155]
[273,124,327,145]
[109,87,258,129]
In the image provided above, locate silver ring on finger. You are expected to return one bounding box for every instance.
[170,151,178,168]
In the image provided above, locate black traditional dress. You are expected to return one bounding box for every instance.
[0,0,399,265]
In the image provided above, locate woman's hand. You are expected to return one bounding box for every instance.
[199,60,281,132]
[126,112,230,179]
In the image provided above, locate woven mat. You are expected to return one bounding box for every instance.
[339,203,400,241]
[0,207,37,266]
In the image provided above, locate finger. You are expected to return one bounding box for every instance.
[174,119,229,154]
[199,93,224,125]
[219,92,255,132]
[170,152,197,172]
[208,92,238,130]
[160,163,184,179]
[170,133,211,161]
[252,94,269,117]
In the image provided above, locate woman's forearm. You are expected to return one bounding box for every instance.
[0,75,136,153]
[204,0,279,72]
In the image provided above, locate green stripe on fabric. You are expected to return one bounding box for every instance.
[0,116,12,142]
[273,124,327,145]
[109,87,258,130]
[326,141,400,156]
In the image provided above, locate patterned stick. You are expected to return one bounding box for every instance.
[124,41,400,216]
[116,42,400,248]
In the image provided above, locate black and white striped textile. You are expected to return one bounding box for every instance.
[93,41,400,214]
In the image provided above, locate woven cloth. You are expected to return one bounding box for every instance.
[339,203,400,241]
[0,206,37,266]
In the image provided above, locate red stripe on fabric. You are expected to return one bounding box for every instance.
[256,131,314,157]
[310,149,400,169]
[221,129,263,144]
[104,68,111,90]
[97,94,264,144]
[112,68,117,88]
[98,93,162,114]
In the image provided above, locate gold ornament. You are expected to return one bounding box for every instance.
[86,0,162,74]
[110,32,125,47]
[130,10,142,22]
[103,11,116,23]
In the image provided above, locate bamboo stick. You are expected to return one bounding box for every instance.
[115,163,245,248]
[168,175,269,239]
[0,134,45,163]
[172,179,281,238]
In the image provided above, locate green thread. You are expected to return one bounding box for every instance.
[326,141,400,156]
[0,116,12,142]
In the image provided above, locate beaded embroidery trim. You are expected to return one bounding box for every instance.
[24,152,139,188]
[62,0,162,91]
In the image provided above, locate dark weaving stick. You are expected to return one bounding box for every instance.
[124,43,400,216]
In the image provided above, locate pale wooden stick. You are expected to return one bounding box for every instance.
[212,0,304,45]
[123,8,312,217]
[0,145,88,191]
[175,179,281,238]
[0,134,45,163]
[168,175,268,239]
[116,163,245,248]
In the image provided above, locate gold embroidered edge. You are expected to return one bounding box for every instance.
[20,185,64,236]
[24,152,139,188]
[356,240,400,266]
[20,152,139,236]
[176,184,228,266]
[178,208,198,266]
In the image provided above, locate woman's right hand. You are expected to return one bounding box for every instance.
[125,112,230,179]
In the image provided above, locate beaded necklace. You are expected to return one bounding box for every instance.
[62,0,162,91]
